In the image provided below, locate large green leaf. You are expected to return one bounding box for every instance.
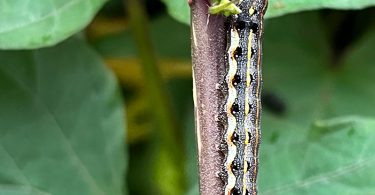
[0,0,107,49]
[0,37,126,195]
[258,13,375,194]
[267,0,375,18]
[162,0,375,25]
[261,117,375,194]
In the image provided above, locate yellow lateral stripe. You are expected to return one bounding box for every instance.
[225,26,240,195]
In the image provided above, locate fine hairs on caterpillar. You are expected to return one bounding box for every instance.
[218,0,267,195]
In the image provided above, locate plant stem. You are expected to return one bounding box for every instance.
[190,0,227,194]
[126,0,185,194]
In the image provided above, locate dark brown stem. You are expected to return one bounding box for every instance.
[190,0,227,194]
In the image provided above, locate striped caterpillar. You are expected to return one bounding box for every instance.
[218,1,268,195]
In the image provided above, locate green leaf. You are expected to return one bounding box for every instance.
[267,0,375,18]
[162,0,375,25]
[0,0,107,49]
[0,37,126,195]
[161,0,190,25]
[261,117,375,194]
[258,13,375,194]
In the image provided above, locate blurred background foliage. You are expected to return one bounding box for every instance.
[1,0,375,195]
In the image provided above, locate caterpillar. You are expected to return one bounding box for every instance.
[218,1,268,195]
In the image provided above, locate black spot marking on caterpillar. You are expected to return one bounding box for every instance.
[248,103,252,112]
[231,158,241,173]
[250,22,259,33]
[232,75,242,86]
[247,132,252,141]
[231,188,241,195]
[250,48,255,57]
[247,160,251,171]
[231,131,240,143]
[231,103,240,115]
[234,47,243,58]
[234,20,246,31]
[248,74,254,86]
